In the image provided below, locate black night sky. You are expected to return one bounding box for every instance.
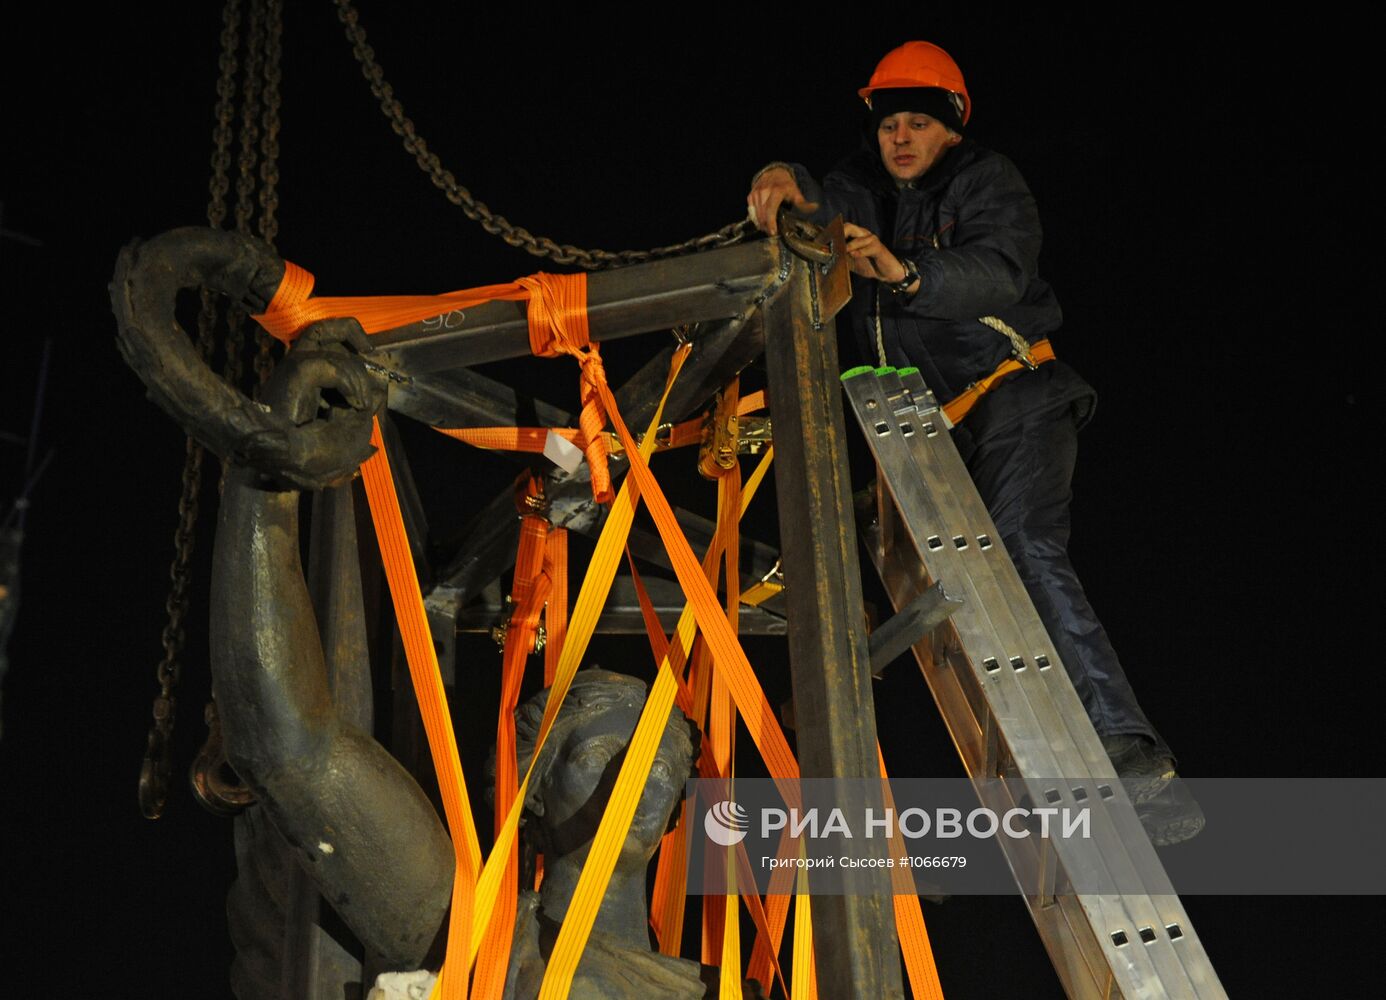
[1,4,1379,997]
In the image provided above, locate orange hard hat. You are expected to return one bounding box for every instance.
[859,41,971,125]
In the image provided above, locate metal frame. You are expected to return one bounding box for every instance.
[367,226,903,997]
[355,225,1224,998]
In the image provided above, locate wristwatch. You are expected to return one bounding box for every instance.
[883,257,919,295]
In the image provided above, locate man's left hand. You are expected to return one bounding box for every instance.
[843,223,912,287]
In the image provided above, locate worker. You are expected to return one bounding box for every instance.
[746,40,1203,845]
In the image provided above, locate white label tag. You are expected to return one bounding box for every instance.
[543,430,585,474]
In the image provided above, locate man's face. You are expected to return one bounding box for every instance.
[877,111,961,183]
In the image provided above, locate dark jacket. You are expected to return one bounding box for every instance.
[792,140,1095,438]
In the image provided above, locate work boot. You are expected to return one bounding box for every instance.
[1136,779,1206,847]
[1101,735,1205,846]
[1101,735,1176,804]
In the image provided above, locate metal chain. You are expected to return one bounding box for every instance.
[257,0,282,249]
[222,0,266,394]
[206,3,241,234]
[190,0,281,819]
[140,0,244,820]
[253,0,283,391]
[331,0,755,270]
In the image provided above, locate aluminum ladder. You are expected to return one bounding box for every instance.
[842,364,1227,1000]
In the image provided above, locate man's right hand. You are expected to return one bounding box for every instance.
[746,165,818,236]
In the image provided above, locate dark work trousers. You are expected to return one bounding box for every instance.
[954,400,1169,755]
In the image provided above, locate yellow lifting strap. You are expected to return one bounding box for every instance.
[538,438,780,997]
[629,456,806,994]
[641,449,794,1000]
[792,857,818,1000]
[366,342,688,1000]
[720,844,744,1000]
[465,345,692,979]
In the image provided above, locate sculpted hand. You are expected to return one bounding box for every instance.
[261,318,381,425]
[843,223,909,284]
[746,165,819,236]
[245,317,385,489]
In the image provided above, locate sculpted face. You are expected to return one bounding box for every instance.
[539,703,694,861]
[877,111,961,183]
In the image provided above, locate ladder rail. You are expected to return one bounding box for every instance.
[890,368,1225,997]
[848,370,1172,995]
[843,367,1227,1000]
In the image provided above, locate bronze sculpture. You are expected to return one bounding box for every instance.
[502,669,705,999]
[209,325,453,968]
[179,310,716,993]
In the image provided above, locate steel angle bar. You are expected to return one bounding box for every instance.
[387,366,575,431]
[377,414,431,580]
[453,575,788,638]
[613,313,764,431]
[389,312,761,438]
[867,581,962,677]
[763,263,903,999]
[370,241,781,375]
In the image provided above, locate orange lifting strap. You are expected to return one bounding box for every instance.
[358,421,481,998]
[252,261,943,999]
[474,475,560,999]
[943,338,1056,425]
[252,260,526,343]
[254,263,615,505]
[432,389,767,471]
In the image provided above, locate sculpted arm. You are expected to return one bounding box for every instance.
[209,326,452,968]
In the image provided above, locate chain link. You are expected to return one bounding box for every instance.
[140,0,246,820]
[331,0,755,270]
[253,0,283,391]
[222,0,266,394]
[257,0,282,249]
[140,0,286,819]
[194,0,280,819]
[206,2,241,233]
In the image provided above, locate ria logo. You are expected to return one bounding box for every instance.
[703,799,750,846]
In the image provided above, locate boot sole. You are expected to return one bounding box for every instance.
[1136,781,1206,847]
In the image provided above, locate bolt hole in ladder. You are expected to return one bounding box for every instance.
[841,365,1228,1000]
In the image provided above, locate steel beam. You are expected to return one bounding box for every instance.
[454,574,787,637]
[388,366,575,430]
[761,256,904,999]
[611,311,766,433]
[430,314,772,604]
[372,241,779,373]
